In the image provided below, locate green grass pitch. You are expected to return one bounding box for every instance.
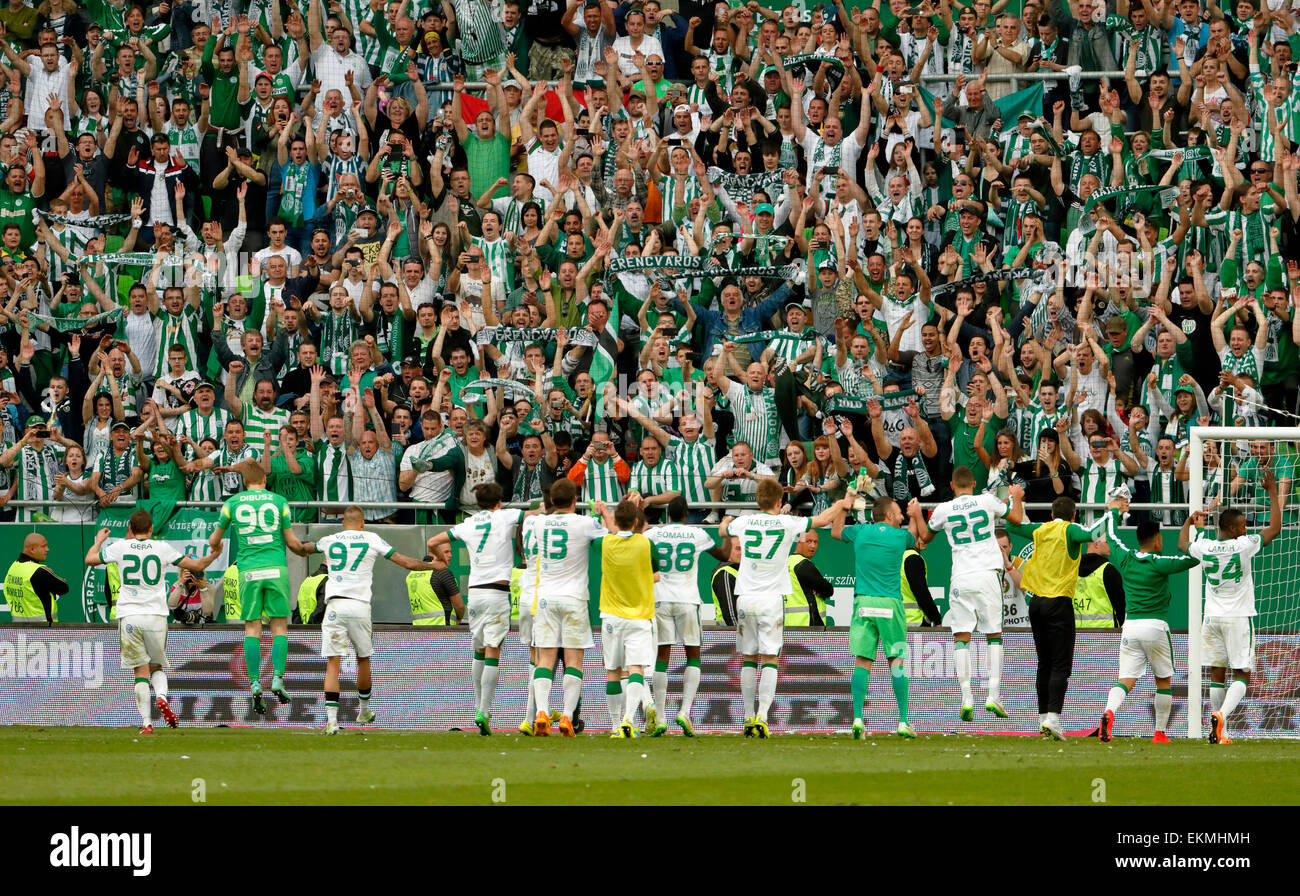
[3,727,1299,805]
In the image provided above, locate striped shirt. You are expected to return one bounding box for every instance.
[577,456,625,503]
[399,429,461,504]
[629,457,682,500]
[318,311,363,376]
[207,444,260,499]
[351,445,399,520]
[1076,456,1128,525]
[1013,404,1068,459]
[241,403,291,444]
[450,0,505,64]
[1219,346,1263,385]
[314,440,355,504]
[174,408,230,459]
[725,381,780,466]
[152,305,202,379]
[1147,461,1186,526]
[471,235,513,292]
[668,435,715,505]
[94,448,137,500]
[13,445,62,522]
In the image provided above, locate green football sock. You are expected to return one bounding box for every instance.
[851,666,870,719]
[243,636,261,685]
[271,635,288,678]
[890,662,910,725]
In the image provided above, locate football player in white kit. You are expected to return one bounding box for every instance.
[515,499,544,735]
[721,478,848,738]
[920,468,1025,721]
[1183,472,1282,745]
[529,478,615,737]
[315,506,436,734]
[85,511,220,733]
[427,483,529,736]
[645,494,733,736]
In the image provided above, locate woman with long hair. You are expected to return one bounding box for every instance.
[52,443,97,523]
[81,391,120,468]
[780,440,812,513]
[1011,426,1076,522]
[801,433,852,517]
[975,407,1026,494]
[426,221,452,293]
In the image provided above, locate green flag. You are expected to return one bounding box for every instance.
[994,83,1045,135]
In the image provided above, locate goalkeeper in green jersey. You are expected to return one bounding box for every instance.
[208,461,318,715]
[1097,497,1200,743]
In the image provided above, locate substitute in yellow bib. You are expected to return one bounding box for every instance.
[599,499,659,739]
[1073,540,1126,628]
[295,565,328,624]
[4,533,69,624]
[1006,496,1100,740]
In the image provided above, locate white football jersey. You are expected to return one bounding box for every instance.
[519,514,540,604]
[645,523,716,605]
[451,508,524,586]
[1189,533,1262,617]
[536,512,607,603]
[725,513,810,603]
[102,539,184,617]
[317,529,395,604]
[927,493,1008,576]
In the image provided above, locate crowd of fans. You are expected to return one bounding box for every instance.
[0,0,1296,526]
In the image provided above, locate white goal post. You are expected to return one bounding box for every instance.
[1187,426,1300,740]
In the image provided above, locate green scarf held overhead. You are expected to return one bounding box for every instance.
[27,306,125,333]
[733,329,818,347]
[1082,184,1179,217]
[83,252,158,268]
[824,389,918,415]
[36,210,133,229]
[459,378,539,407]
[475,326,599,348]
[704,166,784,197]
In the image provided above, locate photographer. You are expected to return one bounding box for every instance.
[168,567,217,626]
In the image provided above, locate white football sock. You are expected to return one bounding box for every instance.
[479,662,500,716]
[325,701,339,725]
[533,675,552,716]
[472,656,484,707]
[1219,679,1247,719]
[1106,686,1127,714]
[606,683,623,729]
[523,663,537,724]
[986,642,1003,704]
[562,672,582,718]
[134,680,151,727]
[1046,712,1060,728]
[623,679,643,723]
[757,665,778,721]
[149,670,168,701]
[653,669,668,718]
[1209,682,1226,712]
[954,643,973,706]
[680,664,701,717]
[740,664,757,718]
[1154,692,1172,732]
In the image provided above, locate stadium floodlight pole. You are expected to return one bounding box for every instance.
[1185,425,1300,739]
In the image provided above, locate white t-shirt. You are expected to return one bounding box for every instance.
[519,514,540,604]
[316,529,395,604]
[645,523,715,605]
[724,512,811,603]
[254,245,303,269]
[1189,532,1262,617]
[927,493,1008,576]
[450,507,524,586]
[535,511,607,603]
[103,538,185,617]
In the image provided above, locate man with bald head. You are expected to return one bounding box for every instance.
[4,533,69,624]
[786,529,835,626]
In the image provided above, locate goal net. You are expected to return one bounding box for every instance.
[1187,426,1300,739]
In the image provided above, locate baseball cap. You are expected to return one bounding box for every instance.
[755,202,775,216]
[111,421,132,432]
[1017,111,1035,121]
[627,89,646,100]
[401,355,422,367]
[194,379,217,392]
[785,299,809,313]
[761,66,779,78]
[503,79,521,90]
[1174,383,1196,396]
[673,103,691,116]
[1105,317,1127,334]
[358,205,379,217]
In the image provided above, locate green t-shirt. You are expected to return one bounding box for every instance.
[146,458,187,503]
[0,189,38,250]
[201,36,246,131]
[462,132,510,204]
[218,488,292,570]
[951,410,1005,490]
[269,449,317,523]
[841,523,914,600]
